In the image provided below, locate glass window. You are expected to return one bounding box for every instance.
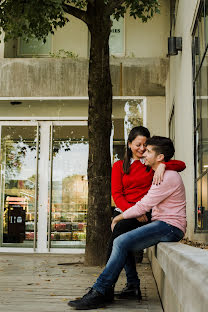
[112,98,144,163]
[50,125,88,248]
[18,35,52,57]
[0,126,38,247]
[205,0,208,46]
[169,106,175,146]
[111,98,145,209]
[109,17,124,55]
[193,21,200,75]
[198,5,206,59]
[197,179,202,229]
[201,100,208,171]
[193,0,208,231]
[202,174,208,209]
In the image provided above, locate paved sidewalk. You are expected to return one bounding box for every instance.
[0,253,163,312]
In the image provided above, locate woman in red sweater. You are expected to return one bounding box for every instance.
[107,126,185,300]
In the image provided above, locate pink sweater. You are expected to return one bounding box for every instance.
[123,170,186,233]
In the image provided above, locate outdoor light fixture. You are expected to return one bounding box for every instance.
[10,101,22,105]
[168,37,182,56]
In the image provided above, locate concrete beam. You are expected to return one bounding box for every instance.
[0,57,168,97]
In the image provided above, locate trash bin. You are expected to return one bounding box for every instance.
[7,205,26,243]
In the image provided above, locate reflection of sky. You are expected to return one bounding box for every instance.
[6,143,89,182]
[53,143,89,181]
[21,149,36,179]
[7,144,36,180]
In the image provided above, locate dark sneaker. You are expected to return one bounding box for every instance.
[116,283,142,301]
[68,288,107,310]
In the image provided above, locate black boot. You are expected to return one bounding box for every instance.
[135,250,144,263]
[105,285,114,303]
[116,283,142,301]
[68,288,108,310]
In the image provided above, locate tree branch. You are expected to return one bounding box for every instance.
[106,0,126,15]
[86,0,95,5]
[63,4,89,25]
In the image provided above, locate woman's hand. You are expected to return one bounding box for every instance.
[136,214,148,222]
[111,214,124,231]
[153,163,166,185]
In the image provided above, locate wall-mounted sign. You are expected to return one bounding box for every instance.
[109,17,124,55]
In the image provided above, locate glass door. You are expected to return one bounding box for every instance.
[0,121,88,251]
[48,122,88,249]
[0,122,39,248]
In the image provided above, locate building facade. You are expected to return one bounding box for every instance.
[0,0,207,254]
[167,0,208,242]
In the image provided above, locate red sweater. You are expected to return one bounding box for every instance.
[111,159,186,212]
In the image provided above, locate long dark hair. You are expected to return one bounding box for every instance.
[123,126,150,174]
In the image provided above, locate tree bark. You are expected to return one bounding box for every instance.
[85,8,113,266]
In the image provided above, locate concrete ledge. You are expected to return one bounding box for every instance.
[148,242,208,312]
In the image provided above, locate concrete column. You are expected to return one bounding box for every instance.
[0,30,4,58]
[37,122,50,253]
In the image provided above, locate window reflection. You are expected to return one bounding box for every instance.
[112,99,144,208]
[112,99,144,164]
[193,1,208,230]
[50,126,88,248]
[0,126,37,246]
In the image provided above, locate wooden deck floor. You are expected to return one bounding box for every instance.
[0,253,163,312]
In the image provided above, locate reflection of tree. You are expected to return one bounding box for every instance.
[53,137,88,155]
[124,100,143,141]
[1,135,36,180]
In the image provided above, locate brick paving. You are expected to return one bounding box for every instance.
[0,253,163,312]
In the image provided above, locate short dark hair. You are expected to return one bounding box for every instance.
[146,136,175,162]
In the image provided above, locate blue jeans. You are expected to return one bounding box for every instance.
[106,211,151,286]
[93,221,184,295]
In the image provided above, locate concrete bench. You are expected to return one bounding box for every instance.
[148,242,208,312]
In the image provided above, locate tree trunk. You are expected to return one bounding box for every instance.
[85,11,113,266]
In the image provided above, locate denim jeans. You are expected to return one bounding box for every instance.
[93,220,184,295]
[106,210,151,285]
[106,210,151,286]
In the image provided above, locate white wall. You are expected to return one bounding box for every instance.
[52,15,88,58]
[146,96,166,136]
[166,0,208,241]
[125,0,170,58]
